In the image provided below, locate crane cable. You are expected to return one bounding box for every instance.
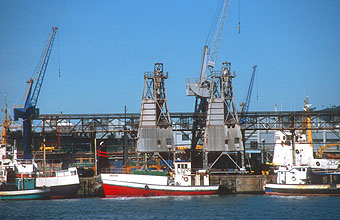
[58,30,61,78]
[238,0,241,34]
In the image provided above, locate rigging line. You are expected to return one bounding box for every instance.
[256,67,259,101]
[238,0,241,34]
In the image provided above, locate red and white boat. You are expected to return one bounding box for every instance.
[100,161,219,197]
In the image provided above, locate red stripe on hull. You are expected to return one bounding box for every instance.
[102,183,218,197]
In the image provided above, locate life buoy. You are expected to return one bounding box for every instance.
[183,177,189,182]
[316,161,320,166]
[295,149,300,154]
[145,185,149,190]
[292,176,296,181]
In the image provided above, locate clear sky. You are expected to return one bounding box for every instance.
[1,0,340,122]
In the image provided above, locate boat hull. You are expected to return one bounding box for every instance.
[265,183,340,196]
[0,188,51,200]
[101,174,219,197]
[49,184,80,199]
[36,167,80,199]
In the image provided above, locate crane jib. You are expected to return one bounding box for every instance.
[13,26,58,160]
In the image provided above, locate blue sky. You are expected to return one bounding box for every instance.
[1,0,340,121]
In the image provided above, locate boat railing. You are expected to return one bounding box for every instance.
[36,171,57,177]
[101,168,134,174]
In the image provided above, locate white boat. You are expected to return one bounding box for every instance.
[265,166,340,196]
[101,161,219,197]
[265,98,340,196]
[1,144,79,199]
[0,145,51,200]
[272,131,340,169]
[36,167,80,199]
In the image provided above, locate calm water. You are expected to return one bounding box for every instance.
[1,195,339,219]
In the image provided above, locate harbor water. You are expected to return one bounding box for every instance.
[1,195,339,219]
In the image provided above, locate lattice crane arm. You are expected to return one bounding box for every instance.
[199,0,230,84]
[242,65,257,113]
[206,0,230,74]
[25,26,58,109]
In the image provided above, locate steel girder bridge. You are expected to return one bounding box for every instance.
[28,110,340,140]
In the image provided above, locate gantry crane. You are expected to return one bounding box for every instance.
[186,0,231,155]
[14,27,58,159]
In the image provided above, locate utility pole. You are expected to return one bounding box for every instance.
[94,135,97,176]
[123,106,129,166]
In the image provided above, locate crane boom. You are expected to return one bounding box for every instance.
[241,65,257,113]
[206,0,230,74]
[29,26,58,108]
[186,0,230,98]
[14,26,58,159]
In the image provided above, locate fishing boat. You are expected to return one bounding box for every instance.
[265,98,340,196]
[0,171,51,200]
[265,166,340,196]
[0,144,79,199]
[0,188,50,200]
[0,147,51,200]
[35,167,80,199]
[101,161,219,197]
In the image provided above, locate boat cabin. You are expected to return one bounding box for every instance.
[173,161,191,186]
[276,166,311,184]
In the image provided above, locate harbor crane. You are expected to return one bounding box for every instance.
[186,0,230,154]
[14,27,58,159]
[240,65,257,114]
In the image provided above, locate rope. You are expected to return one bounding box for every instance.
[58,30,61,78]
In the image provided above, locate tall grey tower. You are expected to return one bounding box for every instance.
[137,63,173,156]
[203,62,245,171]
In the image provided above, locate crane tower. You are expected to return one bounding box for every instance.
[203,62,245,171]
[186,0,230,156]
[137,63,174,155]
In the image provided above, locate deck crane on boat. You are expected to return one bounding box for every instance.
[301,97,314,148]
[239,65,257,123]
[13,27,58,159]
[186,0,231,155]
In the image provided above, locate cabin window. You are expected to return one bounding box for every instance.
[302,168,305,171]
[225,140,229,145]
[177,164,180,169]
[234,138,239,144]
[157,140,161,145]
[250,141,258,149]
[182,135,189,141]
[184,164,187,169]
[166,138,172,145]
